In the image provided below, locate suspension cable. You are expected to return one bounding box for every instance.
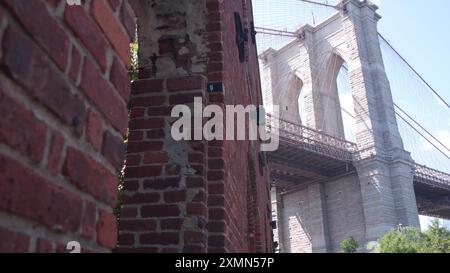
[296,0,342,10]
[255,27,299,38]
[340,105,450,160]
[395,111,450,160]
[394,103,450,154]
[379,33,450,110]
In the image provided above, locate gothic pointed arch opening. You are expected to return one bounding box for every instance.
[317,52,356,142]
[336,62,356,143]
[277,74,304,125]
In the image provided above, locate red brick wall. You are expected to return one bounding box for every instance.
[206,0,272,253]
[0,0,134,252]
[118,0,272,253]
[0,0,272,253]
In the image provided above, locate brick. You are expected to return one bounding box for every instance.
[143,177,180,190]
[169,92,203,105]
[0,227,30,253]
[80,201,97,240]
[80,59,128,134]
[167,76,205,92]
[47,131,65,176]
[192,190,206,203]
[46,0,61,8]
[141,205,180,218]
[63,147,117,206]
[161,247,178,253]
[0,154,82,233]
[129,118,165,130]
[208,234,226,247]
[206,23,222,32]
[0,88,48,164]
[125,166,162,179]
[209,208,226,220]
[91,0,131,67]
[126,155,141,166]
[131,79,164,94]
[208,170,225,182]
[147,106,172,116]
[86,110,103,151]
[123,192,160,204]
[2,27,86,129]
[129,131,144,141]
[123,180,140,192]
[161,218,184,230]
[146,129,165,139]
[102,130,126,170]
[140,232,179,245]
[184,231,204,245]
[207,221,225,233]
[191,165,204,176]
[143,152,168,164]
[70,46,82,82]
[97,210,117,249]
[188,153,203,163]
[130,108,146,119]
[208,195,225,206]
[120,206,138,218]
[110,57,131,101]
[121,2,137,41]
[208,159,224,170]
[64,6,109,71]
[119,219,157,232]
[36,238,53,253]
[165,164,181,176]
[164,190,186,203]
[184,245,205,253]
[118,233,134,246]
[187,203,206,216]
[116,247,158,253]
[108,0,121,11]
[4,0,69,70]
[206,1,223,12]
[130,95,166,107]
[208,147,223,158]
[127,141,163,153]
[186,177,205,188]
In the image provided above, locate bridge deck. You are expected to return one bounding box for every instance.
[267,116,450,218]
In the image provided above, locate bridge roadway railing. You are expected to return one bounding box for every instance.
[265,114,357,162]
[265,115,450,188]
[414,164,450,190]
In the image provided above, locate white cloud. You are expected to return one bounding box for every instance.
[420,130,450,156]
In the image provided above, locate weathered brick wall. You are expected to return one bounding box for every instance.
[118,0,272,253]
[0,0,271,253]
[0,0,135,252]
[206,0,272,253]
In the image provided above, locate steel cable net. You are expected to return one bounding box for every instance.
[380,37,450,173]
[254,0,339,112]
[254,0,338,52]
[254,1,450,175]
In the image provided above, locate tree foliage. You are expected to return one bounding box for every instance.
[341,236,359,253]
[379,220,450,253]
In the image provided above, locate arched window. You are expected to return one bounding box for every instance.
[336,63,356,142]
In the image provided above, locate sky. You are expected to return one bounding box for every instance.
[379,0,450,230]
[376,0,450,106]
[253,0,450,230]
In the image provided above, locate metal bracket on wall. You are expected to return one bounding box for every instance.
[234,12,248,63]
[250,21,257,44]
[207,82,225,93]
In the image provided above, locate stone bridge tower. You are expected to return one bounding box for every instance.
[262,0,420,252]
